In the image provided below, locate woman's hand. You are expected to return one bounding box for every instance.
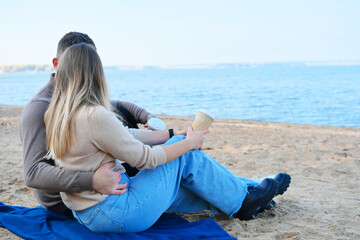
[185,125,209,149]
[174,129,187,136]
[162,125,209,163]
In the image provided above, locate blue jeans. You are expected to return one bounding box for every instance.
[73,135,259,233]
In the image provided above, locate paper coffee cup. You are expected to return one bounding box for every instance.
[192,109,215,131]
[147,117,166,131]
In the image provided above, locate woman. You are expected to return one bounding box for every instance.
[45,43,287,233]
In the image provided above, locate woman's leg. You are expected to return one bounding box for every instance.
[74,135,280,233]
[166,186,219,214]
[116,140,247,232]
[75,135,248,233]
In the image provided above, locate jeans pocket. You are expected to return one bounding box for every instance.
[76,207,125,233]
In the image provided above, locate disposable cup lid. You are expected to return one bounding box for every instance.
[148,118,166,131]
[197,109,215,120]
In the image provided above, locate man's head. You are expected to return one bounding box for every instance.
[53,32,96,70]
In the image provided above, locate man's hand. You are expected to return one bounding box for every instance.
[93,162,128,195]
[144,114,157,128]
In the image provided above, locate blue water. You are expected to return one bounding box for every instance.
[1,63,359,128]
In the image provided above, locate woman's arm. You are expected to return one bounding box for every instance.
[89,107,208,169]
[131,125,208,162]
[145,129,186,146]
[89,107,167,169]
[161,126,208,162]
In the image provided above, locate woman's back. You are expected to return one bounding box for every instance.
[56,105,167,211]
[57,106,114,172]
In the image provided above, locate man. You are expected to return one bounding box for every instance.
[20,32,159,215]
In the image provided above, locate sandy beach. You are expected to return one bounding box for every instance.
[1,104,359,239]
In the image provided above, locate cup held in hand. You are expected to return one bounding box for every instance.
[192,109,215,131]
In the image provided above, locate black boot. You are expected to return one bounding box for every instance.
[235,178,278,220]
[257,172,291,212]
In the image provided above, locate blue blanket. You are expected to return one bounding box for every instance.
[0,202,235,240]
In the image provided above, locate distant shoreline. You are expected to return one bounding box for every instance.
[1,61,360,73]
[0,64,53,74]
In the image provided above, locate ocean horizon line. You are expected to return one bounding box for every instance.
[1,60,360,74]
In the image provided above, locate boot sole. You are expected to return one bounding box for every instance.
[275,173,291,196]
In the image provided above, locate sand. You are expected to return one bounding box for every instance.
[0,104,359,239]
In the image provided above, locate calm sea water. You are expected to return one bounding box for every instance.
[1,63,359,128]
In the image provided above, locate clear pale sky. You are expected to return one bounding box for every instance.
[0,0,359,66]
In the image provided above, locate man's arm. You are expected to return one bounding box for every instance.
[111,100,150,124]
[20,101,93,192]
[20,101,123,194]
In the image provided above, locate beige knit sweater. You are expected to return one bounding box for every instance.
[56,105,167,210]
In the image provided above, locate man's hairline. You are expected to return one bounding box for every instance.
[56,43,96,59]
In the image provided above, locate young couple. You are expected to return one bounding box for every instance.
[20,32,291,233]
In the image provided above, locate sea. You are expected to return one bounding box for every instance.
[1,62,359,128]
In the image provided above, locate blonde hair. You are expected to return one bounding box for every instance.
[45,43,112,159]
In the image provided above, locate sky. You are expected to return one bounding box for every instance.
[0,0,359,66]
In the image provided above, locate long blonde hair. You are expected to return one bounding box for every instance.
[45,43,112,159]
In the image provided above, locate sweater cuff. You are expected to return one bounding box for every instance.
[139,110,151,124]
[78,172,95,191]
[153,146,168,166]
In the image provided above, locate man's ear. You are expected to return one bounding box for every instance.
[52,58,58,70]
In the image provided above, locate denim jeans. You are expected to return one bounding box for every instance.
[73,135,259,233]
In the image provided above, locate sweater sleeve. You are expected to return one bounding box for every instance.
[20,100,94,192]
[125,127,157,145]
[111,100,150,124]
[89,107,167,170]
